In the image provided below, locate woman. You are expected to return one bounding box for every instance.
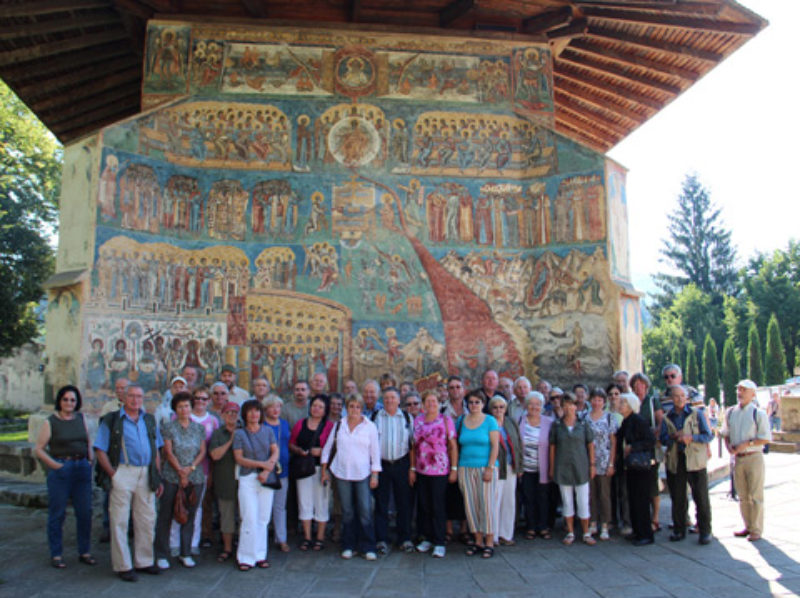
[631,372,662,533]
[549,392,595,546]
[587,388,618,541]
[155,391,207,569]
[34,385,94,568]
[289,395,334,551]
[457,390,500,558]
[518,392,554,540]
[264,396,291,553]
[233,399,279,570]
[617,392,656,546]
[208,401,240,563]
[605,383,624,427]
[320,395,381,561]
[410,390,458,558]
[606,382,629,534]
[489,396,522,546]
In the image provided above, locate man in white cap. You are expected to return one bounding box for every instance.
[721,379,771,542]
[155,375,186,427]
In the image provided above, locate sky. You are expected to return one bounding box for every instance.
[606,0,800,298]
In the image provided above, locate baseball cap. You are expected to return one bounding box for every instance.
[221,364,236,374]
[222,401,240,413]
[171,376,187,386]
[737,379,757,390]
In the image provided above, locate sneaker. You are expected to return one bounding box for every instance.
[178,556,196,568]
[401,540,415,553]
[376,541,389,556]
[364,551,378,561]
[416,541,433,553]
[620,526,633,536]
[432,545,446,558]
[156,558,170,570]
[599,528,610,541]
[341,549,354,559]
[588,522,597,535]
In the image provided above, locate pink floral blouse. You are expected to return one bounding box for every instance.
[413,414,455,476]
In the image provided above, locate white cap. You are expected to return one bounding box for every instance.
[171,376,187,386]
[737,379,757,390]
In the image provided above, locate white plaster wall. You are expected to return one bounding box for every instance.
[0,343,45,412]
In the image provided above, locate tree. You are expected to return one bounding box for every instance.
[685,340,699,388]
[702,334,719,405]
[722,337,740,407]
[669,344,682,374]
[746,322,764,386]
[0,80,61,355]
[765,313,787,385]
[653,174,738,312]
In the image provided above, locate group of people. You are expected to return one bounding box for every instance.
[35,362,772,579]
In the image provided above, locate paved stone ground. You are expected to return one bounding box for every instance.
[0,453,797,598]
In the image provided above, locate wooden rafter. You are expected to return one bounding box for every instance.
[40,81,141,122]
[581,6,762,35]
[553,74,648,124]
[0,0,107,18]
[521,6,572,35]
[555,109,614,148]
[1,43,132,82]
[240,0,269,18]
[49,94,141,133]
[587,25,722,62]
[554,63,663,110]
[350,0,362,22]
[568,38,700,81]
[555,116,609,150]
[0,29,128,67]
[575,2,722,17]
[0,13,120,40]
[555,92,631,137]
[546,17,588,40]
[30,67,140,112]
[440,0,474,28]
[57,108,140,141]
[559,49,682,95]
[16,55,140,100]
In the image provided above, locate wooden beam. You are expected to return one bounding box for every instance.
[521,6,572,35]
[240,0,269,18]
[349,0,362,22]
[136,0,177,10]
[0,13,120,40]
[47,94,141,134]
[0,29,129,67]
[568,38,699,81]
[17,56,141,100]
[112,0,154,20]
[581,7,762,35]
[554,63,663,110]
[554,74,649,123]
[555,109,615,148]
[546,17,588,40]
[440,0,474,28]
[41,81,141,123]
[0,0,107,18]
[559,49,681,95]
[588,25,722,62]
[576,2,722,17]
[1,43,131,82]
[555,92,631,137]
[30,67,140,112]
[556,119,610,152]
[56,107,141,143]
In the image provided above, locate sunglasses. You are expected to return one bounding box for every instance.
[664,373,678,379]
[407,402,420,406]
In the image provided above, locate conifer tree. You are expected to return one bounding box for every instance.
[722,337,739,407]
[685,341,699,388]
[746,322,764,386]
[765,313,787,384]
[702,334,719,405]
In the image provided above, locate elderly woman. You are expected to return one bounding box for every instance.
[617,392,656,546]
[549,392,595,546]
[587,388,618,540]
[508,376,531,422]
[234,399,279,571]
[208,401,240,563]
[457,390,500,558]
[35,385,94,568]
[320,394,381,561]
[263,395,291,553]
[410,390,458,558]
[489,396,522,546]
[290,395,334,551]
[630,372,663,533]
[518,391,554,540]
[155,391,207,569]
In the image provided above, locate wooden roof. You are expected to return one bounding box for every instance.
[0,0,766,152]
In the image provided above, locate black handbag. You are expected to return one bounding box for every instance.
[290,419,322,481]
[625,450,654,471]
[261,467,282,490]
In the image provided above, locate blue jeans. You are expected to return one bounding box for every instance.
[47,459,93,557]
[336,477,375,553]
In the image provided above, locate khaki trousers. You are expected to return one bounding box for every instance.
[109,464,156,572]
[734,452,765,536]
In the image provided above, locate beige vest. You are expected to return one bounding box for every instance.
[664,408,709,473]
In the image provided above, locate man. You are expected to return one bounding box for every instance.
[251,375,278,406]
[208,402,241,562]
[281,379,310,429]
[508,376,531,423]
[721,379,771,542]
[209,382,230,422]
[329,393,344,422]
[404,392,421,419]
[536,379,552,398]
[310,371,329,396]
[441,375,465,419]
[660,364,701,414]
[372,387,414,554]
[400,380,416,398]
[181,365,200,391]
[220,364,249,405]
[612,370,630,393]
[94,384,164,582]
[498,376,514,401]
[573,383,589,420]
[155,375,186,427]
[474,369,504,413]
[343,379,359,397]
[99,377,130,542]
[660,385,714,545]
[362,379,383,418]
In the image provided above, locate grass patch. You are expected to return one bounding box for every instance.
[0,430,28,442]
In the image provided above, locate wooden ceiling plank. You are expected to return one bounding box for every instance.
[521,6,572,35]
[240,0,269,18]
[30,66,140,112]
[112,0,154,20]
[56,108,140,142]
[136,0,177,11]
[440,0,475,28]
[575,2,722,17]
[555,119,609,152]
[581,7,762,35]
[554,74,647,123]
[555,109,615,147]
[559,49,681,95]
[350,0,362,22]
[587,25,722,62]
[0,29,128,67]
[0,13,121,41]
[48,95,141,133]
[1,42,130,81]
[0,0,107,18]
[546,17,588,40]
[555,93,631,137]
[554,63,663,110]
[16,55,140,100]
[41,81,141,123]
[568,38,699,81]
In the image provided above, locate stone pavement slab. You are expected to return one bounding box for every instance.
[0,453,797,598]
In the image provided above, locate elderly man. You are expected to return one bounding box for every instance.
[508,376,532,423]
[310,372,329,396]
[573,384,589,420]
[721,379,771,542]
[181,365,200,391]
[372,387,414,554]
[94,384,164,581]
[498,377,514,401]
[343,379,359,397]
[220,364,249,405]
[362,379,383,418]
[660,385,713,545]
[99,378,130,542]
[209,382,230,423]
[442,375,466,419]
[251,375,278,406]
[612,370,630,393]
[281,379,310,429]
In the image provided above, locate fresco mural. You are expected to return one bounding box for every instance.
[64,21,639,406]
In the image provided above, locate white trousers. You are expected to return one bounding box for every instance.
[493,474,517,541]
[297,466,330,522]
[109,465,156,572]
[559,482,590,519]
[237,473,274,566]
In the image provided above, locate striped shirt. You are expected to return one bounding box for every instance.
[373,409,412,461]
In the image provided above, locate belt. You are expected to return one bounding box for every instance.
[55,454,87,461]
[736,451,760,458]
[381,455,409,466]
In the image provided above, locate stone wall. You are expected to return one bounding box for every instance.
[0,343,45,412]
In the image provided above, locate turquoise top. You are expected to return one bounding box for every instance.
[457,415,499,468]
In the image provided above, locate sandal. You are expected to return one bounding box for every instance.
[78,554,97,566]
[524,530,537,540]
[51,556,66,569]
[278,543,290,553]
[312,540,325,551]
[652,522,662,532]
[464,543,483,556]
[256,560,270,569]
[238,562,252,572]
[582,533,597,546]
[498,538,515,546]
[217,551,232,563]
[299,539,312,551]
[539,529,552,540]
[459,532,472,545]
[481,546,494,559]
[562,532,575,546]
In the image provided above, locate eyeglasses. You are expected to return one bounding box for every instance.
[62,397,77,403]
[467,400,483,406]
[664,373,678,379]
[447,384,462,389]
[407,402,420,407]
[195,396,209,401]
